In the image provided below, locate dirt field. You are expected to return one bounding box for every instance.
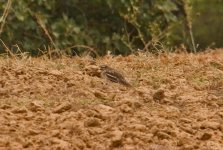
[0,49,222,150]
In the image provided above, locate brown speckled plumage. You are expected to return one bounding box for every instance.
[100,65,131,87]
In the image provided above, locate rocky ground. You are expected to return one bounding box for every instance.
[0,49,222,150]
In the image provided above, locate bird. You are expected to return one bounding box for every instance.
[99,65,131,87]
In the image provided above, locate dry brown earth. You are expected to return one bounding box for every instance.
[0,49,222,150]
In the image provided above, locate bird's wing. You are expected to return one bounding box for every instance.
[103,70,120,83]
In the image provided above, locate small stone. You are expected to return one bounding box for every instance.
[200,132,212,141]
[217,111,223,118]
[149,144,171,150]
[28,101,44,112]
[125,137,133,144]
[51,138,72,149]
[53,102,71,113]
[96,104,113,112]
[153,89,165,100]
[123,145,135,150]
[180,125,195,135]
[84,118,101,127]
[0,104,12,109]
[201,121,220,130]
[155,131,171,139]
[51,130,60,137]
[133,101,142,108]
[0,88,8,96]
[180,118,192,123]
[11,107,28,113]
[28,129,41,135]
[48,70,62,76]
[119,104,132,113]
[67,80,76,87]
[87,127,104,135]
[110,130,123,147]
[94,104,114,118]
[130,124,147,131]
[94,91,107,99]
[220,124,223,131]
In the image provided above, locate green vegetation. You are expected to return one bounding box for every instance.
[192,0,223,50]
[0,0,222,56]
[0,0,191,56]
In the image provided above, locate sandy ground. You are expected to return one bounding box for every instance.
[0,49,222,150]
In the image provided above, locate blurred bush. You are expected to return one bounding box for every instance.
[0,0,189,56]
[192,0,223,50]
[160,0,223,51]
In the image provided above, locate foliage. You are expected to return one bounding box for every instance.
[0,0,189,56]
[191,0,223,50]
[167,0,223,51]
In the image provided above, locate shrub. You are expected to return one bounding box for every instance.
[0,0,189,56]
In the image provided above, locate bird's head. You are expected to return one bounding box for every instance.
[99,65,109,71]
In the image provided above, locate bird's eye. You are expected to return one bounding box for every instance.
[100,65,107,69]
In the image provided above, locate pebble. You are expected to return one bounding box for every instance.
[53,102,71,113]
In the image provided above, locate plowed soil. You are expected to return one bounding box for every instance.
[0,49,223,150]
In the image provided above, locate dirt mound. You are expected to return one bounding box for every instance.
[0,49,223,149]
